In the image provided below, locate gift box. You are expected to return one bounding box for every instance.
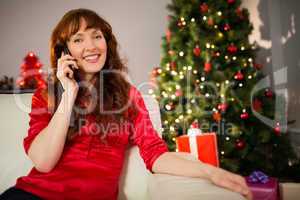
[175,132,219,167]
[246,171,279,200]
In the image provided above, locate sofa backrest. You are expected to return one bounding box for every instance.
[0,92,163,200]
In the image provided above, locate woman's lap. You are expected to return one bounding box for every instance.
[0,187,42,200]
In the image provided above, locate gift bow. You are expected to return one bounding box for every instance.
[246,171,269,184]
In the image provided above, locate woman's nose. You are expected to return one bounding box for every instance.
[84,38,97,51]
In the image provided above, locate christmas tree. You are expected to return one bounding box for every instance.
[16,52,46,90]
[151,0,299,180]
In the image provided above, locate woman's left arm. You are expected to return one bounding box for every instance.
[152,152,252,200]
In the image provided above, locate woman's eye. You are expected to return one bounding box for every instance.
[95,35,102,39]
[74,38,82,43]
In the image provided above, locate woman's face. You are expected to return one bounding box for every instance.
[67,19,107,80]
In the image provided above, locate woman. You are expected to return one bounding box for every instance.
[0,8,252,200]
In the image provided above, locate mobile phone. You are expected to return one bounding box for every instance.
[54,43,79,82]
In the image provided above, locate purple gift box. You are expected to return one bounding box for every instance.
[246,176,279,200]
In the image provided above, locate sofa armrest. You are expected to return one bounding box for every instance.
[148,173,246,200]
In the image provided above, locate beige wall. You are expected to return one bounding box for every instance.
[0,0,171,88]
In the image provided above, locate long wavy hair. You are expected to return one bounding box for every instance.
[47,8,134,142]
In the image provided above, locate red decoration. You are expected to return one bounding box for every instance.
[213,112,221,122]
[17,52,46,90]
[236,7,244,19]
[151,67,160,77]
[234,71,244,80]
[235,138,246,150]
[254,63,263,70]
[274,123,281,136]
[175,89,183,97]
[224,23,231,31]
[265,89,273,98]
[166,29,171,43]
[218,103,228,112]
[170,61,177,70]
[190,120,200,129]
[200,3,209,13]
[193,46,201,57]
[228,0,235,4]
[207,17,214,26]
[240,112,249,120]
[253,99,262,112]
[227,44,238,54]
[204,62,212,72]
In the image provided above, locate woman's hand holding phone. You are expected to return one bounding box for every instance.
[56,51,79,100]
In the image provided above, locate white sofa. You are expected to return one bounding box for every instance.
[0,92,245,200]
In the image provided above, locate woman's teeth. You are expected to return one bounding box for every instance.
[84,55,100,63]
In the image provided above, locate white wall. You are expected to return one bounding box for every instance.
[0,0,171,88]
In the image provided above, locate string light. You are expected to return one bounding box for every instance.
[187,66,192,70]
[225,55,229,59]
[206,43,211,48]
[179,51,184,57]
[241,46,245,51]
[217,11,222,16]
[232,56,237,60]
[165,104,172,110]
[193,70,198,74]
[175,118,180,123]
[164,120,169,125]
[248,75,252,79]
[171,70,178,76]
[225,137,230,141]
[248,58,253,62]
[225,80,230,84]
[179,115,184,119]
[216,83,220,87]
[201,77,205,81]
[203,16,207,21]
[148,89,154,94]
[187,109,192,114]
[239,83,243,87]
[191,18,195,22]
[191,99,196,103]
[171,94,176,99]
[205,93,210,97]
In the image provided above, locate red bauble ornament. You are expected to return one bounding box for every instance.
[170,61,177,70]
[253,99,262,112]
[175,89,183,97]
[193,46,201,57]
[204,62,212,72]
[274,123,281,136]
[224,23,231,31]
[265,89,273,98]
[240,112,249,120]
[218,103,228,112]
[254,63,263,70]
[227,44,238,54]
[200,3,209,13]
[234,71,244,80]
[227,0,235,4]
[236,7,244,19]
[235,139,246,150]
[207,18,214,26]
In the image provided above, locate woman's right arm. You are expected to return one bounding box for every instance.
[27,90,77,173]
[27,52,79,173]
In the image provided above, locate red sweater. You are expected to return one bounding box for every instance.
[15,85,168,200]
